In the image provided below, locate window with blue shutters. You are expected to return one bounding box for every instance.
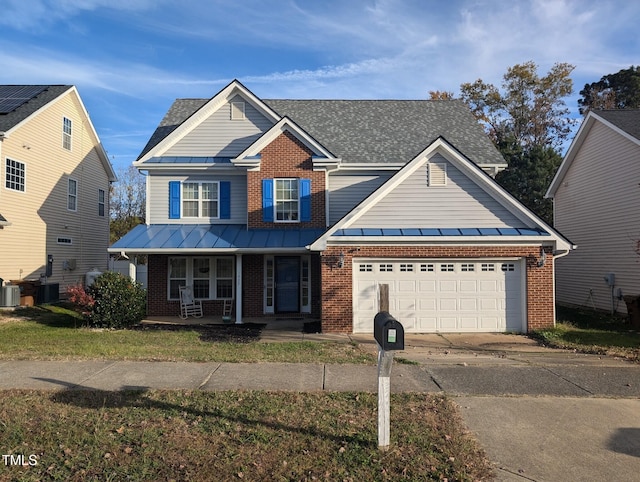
[169,180,231,220]
[263,178,311,223]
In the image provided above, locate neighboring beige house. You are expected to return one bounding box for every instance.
[0,85,116,301]
[546,109,640,315]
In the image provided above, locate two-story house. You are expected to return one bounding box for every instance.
[0,85,116,301]
[110,80,572,333]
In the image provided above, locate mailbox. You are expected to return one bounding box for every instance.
[374,311,404,351]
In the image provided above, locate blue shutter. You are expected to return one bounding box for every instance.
[262,179,274,222]
[169,181,180,219]
[220,181,231,219]
[300,178,311,222]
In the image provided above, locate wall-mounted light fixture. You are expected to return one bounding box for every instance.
[338,252,345,268]
[537,246,547,268]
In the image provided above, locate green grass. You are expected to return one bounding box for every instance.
[0,306,374,364]
[0,390,493,482]
[532,306,640,362]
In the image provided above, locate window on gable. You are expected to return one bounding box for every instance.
[63,117,72,150]
[231,101,245,120]
[182,181,219,218]
[98,189,105,217]
[5,158,25,192]
[275,178,299,222]
[427,163,447,186]
[68,178,78,211]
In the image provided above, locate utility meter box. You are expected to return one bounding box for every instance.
[374,311,404,351]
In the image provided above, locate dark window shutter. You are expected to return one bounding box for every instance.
[300,178,311,222]
[262,179,274,222]
[169,181,180,219]
[220,181,231,219]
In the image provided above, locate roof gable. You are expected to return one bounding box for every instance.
[547,110,640,197]
[135,80,281,164]
[311,137,571,251]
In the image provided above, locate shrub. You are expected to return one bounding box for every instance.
[66,283,95,317]
[86,271,147,329]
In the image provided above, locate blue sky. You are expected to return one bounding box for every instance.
[1,0,638,172]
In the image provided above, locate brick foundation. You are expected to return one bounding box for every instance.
[319,245,555,334]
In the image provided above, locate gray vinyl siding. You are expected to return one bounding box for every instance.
[328,171,393,225]
[554,121,640,314]
[147,172,247,224]
[165,95,274,157]
[352,154,526,229]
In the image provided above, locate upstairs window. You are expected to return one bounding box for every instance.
[262,178,311,223]
[275,178,299,222]
[5,158,25,192]
[182,182,219,218]
[63,117,72,150]
[98,189,105,217]
[67,178,78,211]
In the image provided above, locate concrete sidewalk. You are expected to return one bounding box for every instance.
[1,331,639,481]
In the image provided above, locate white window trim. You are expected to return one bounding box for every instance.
[63,117,72,151]
[5,157,26,193]
[168,256,234,300]
[67,178,78,212]
[264,256,275,314]
[182,181,220,219]
[274,178,300,223]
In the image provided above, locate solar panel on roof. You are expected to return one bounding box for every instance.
[0,86,47,114]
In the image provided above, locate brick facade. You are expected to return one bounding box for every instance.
[320,245,555,333]
[247,131,326,229]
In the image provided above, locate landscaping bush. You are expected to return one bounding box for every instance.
[86,271,146,328]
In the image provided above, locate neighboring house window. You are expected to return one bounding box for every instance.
[98,189,105,217]
[262,178,311,223]
[168,180,230,220]
[63,117,72,150]
[68,178,78,211]
[168,256,234,300]
[182,182,218,218]
[5,158,25,192]
[57,237,73,245]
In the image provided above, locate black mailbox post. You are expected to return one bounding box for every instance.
[374,311,404,351]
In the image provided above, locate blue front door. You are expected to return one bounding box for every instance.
[275,256,300,313]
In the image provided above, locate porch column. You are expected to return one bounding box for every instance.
[235,254,243,324]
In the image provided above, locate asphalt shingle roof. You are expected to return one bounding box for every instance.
[0,85,73,132]
[138,96,506,167]
[595,109,640,141]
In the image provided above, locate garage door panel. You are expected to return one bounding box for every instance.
[353,259,523,334]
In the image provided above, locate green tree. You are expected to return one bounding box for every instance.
[578,65,640,114]
[495,143,562,225]
[110,165,146,243]
[460,61,575,150]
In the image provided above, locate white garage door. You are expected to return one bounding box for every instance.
[353,259,524,333]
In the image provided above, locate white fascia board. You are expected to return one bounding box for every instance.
[336,163,405,171]
[136,80,281,165]
[135,163,241,172]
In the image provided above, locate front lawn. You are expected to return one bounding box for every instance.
[0,390,493,482]
[0,305,373,364]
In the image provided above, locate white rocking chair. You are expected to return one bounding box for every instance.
[179,285,203,319]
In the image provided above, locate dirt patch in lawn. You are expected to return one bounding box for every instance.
[132,322,265,343]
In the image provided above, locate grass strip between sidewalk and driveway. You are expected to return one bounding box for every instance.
[0,389,493,482]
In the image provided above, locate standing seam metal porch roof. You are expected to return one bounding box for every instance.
[109,224,327,252]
